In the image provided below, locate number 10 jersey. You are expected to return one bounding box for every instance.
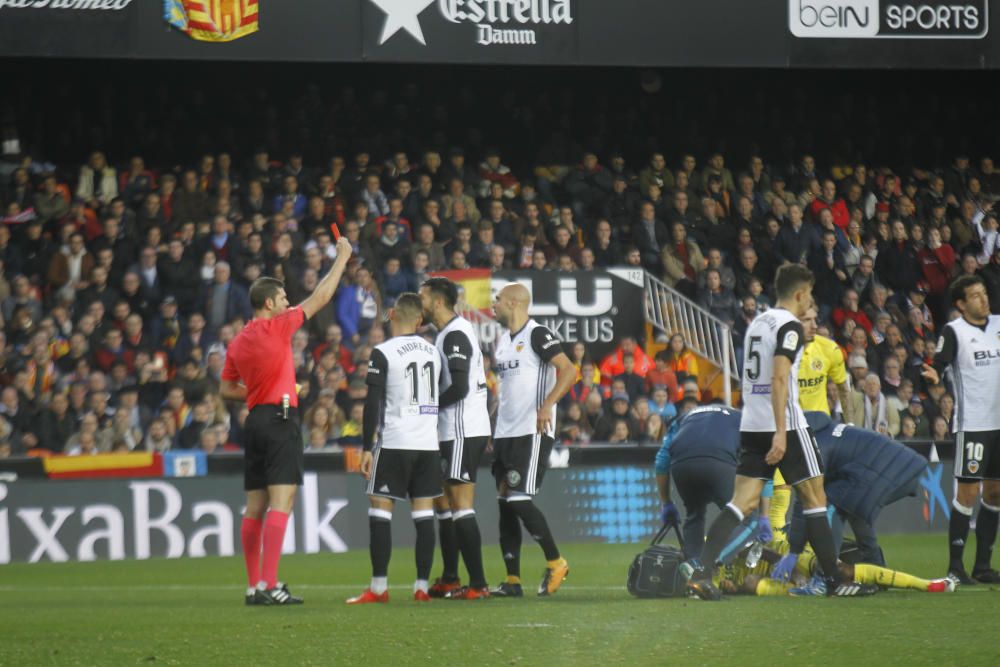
[739,307,808,433]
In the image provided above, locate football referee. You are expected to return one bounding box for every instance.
[222,236,353,605]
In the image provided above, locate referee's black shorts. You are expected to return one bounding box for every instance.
[244,404,303,490]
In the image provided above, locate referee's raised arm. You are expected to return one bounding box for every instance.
[300,237,355,319]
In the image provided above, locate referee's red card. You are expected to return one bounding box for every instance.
[330,223,341,240]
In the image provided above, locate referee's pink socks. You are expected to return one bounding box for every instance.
[261,510,290,589]
[241,517,263,587]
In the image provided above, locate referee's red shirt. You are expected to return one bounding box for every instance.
[222,306,305,410]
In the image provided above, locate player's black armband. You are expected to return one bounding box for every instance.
[530,325,564,363]
[439,368,469,409]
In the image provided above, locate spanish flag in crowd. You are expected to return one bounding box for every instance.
[44,453,164,480]
[430,269,493,313]
[165,0,260,43]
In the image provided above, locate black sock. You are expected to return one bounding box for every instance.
[509,499,560,561]
[949,502,973,570]
[414,513,436,582]
[498,499,522,578]
[974,503,999,573]
[437,512,459,580]
[369,512,392,578]
[804,508,839,582]
[699,504,743,574]
[454,510,487,588]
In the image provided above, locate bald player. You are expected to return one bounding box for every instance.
[490,283,577,597]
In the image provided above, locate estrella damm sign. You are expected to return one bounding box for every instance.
[165,0,259,43]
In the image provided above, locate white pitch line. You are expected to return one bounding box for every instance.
[0,584,992,593]
[0,584,630,593]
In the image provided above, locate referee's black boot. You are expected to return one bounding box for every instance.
[251,582,304,605]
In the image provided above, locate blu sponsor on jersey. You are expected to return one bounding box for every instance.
[789,0,988,38]
[973,347,1000,366]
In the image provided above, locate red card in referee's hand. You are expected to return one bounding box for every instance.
[330,223,341,240]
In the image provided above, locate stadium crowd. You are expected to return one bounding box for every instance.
[0,80,998,458]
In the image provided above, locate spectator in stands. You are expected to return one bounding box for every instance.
[877,220,921,294]
[599,336,652,386]
[809,178,849,229]
[36,391,73,453]
[634,201,669,274]
[34,174,69,228]
[565,151,613,219]
[594,391,636,442]
[734,246,767,299]
[176,400,211,450]
[661,221,703,297]
[639,153,672,197]
[849,373,899,437]
[881,356,904,398]
[932,416,952,444]
[697,268,738,326]
[647,385,677,424]
[902,395,930,439]
[732,295,758,364]
[701,152,736,194]
[810,229,849,317]
[336,265,380,346]
[590,219,621,268]
[138,416,170,452]
[173,312,214,365]
[773,203,819,265]
[831,288,873,335]
[665,333,699,390]
[563,358,599,412]
[644,350,679,399]
[613,352,645,403]
[478,148,518,199]
[76,150,118,210]
[698,247,735,292]
[199,261,251,332]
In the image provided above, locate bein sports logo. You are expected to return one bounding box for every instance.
[790,0,879,37]
[790,0,988,39]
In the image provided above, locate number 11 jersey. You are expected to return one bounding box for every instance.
[367,334,442,451]
[740,307,808,433]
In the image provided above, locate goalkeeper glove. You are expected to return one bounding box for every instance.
[660,502,680,526]
[756,516,773,545]
[771,552,799,582]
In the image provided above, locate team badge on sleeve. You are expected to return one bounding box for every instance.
[781,330,799,351]
[936,336,945,353]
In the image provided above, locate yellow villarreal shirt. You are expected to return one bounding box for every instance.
[797,335,847,415]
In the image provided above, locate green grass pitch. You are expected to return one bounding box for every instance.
[1,533,997,666]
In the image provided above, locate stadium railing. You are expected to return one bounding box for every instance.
[644,272,738,406]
